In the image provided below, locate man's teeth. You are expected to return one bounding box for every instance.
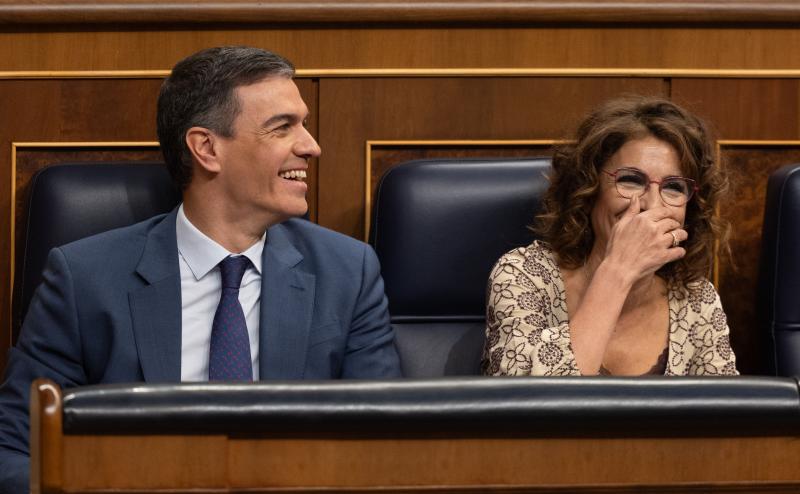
[279,170,307,180]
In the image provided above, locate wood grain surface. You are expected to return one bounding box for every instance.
[1,28,800,73]
[2,6,800,374]
[2,0,800,25]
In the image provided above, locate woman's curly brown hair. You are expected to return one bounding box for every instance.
[534,95,730,284]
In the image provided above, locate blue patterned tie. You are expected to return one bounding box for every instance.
[209,255,253,381]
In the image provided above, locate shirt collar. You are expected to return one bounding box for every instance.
[175,204,265,281]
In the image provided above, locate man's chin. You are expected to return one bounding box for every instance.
[294,204,310,220]
[280,201,309,222]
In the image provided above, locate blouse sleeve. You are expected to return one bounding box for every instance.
[481,244,580,376]
[684,280,739,376]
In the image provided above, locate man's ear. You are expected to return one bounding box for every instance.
[185,127,222,174]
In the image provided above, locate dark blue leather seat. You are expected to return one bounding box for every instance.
[369,158,551,377]
[14,162,180,341]
[759,163,800,376]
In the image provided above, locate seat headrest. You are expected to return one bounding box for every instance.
[370,158,550,321]
[758,163,800,375]
[16,162,180,339]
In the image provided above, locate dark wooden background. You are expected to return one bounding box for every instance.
[2,1,800,374]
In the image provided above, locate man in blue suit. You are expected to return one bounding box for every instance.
[0,46,401,492]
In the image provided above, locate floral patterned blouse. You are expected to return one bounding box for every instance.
[482,241,738,376]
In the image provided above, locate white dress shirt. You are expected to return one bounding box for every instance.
[176,204,264,381]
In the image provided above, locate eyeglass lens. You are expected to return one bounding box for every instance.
[614,168,692,205]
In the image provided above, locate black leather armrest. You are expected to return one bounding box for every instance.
[62,377,800,437]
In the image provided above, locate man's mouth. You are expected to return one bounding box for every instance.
[279,170,307,181]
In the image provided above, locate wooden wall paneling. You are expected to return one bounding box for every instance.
[672,79,800,373]
[2,28,800,73]
[0,78,163,367]
[317,77,666,240]
[672,79,800,140]
[716,144,800,375]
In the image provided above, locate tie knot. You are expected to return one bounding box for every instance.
[219,256,249,290]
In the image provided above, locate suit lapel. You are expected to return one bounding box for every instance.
[259,224,315,379]
[129,209,182,382]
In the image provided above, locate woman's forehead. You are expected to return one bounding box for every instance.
[606,136,683,175]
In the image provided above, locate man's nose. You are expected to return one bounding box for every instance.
[296,128,322,159]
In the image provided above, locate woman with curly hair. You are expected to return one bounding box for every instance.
[482,95,737,376]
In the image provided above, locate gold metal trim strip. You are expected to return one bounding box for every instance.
[9,141,160,337]
[0,71,170,79]
[4,68,800,80]
[12,141,159,148]
[307,68,800,79]
[364,139,562,241]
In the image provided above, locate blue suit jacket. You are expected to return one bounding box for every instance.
[0,209,401,492]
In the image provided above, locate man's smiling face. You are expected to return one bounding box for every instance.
[214,76,321,226]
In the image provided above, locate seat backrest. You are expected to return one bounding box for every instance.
[15,162,181,340]
[370,158,551,377]
[758,163,800,376]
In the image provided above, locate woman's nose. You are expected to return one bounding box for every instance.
[638,184,662,210]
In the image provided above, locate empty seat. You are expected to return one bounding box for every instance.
[758,163,800,376]
[370,158,550,376]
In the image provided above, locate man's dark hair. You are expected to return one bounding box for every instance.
[157,46,295,190]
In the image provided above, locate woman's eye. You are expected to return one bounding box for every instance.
[618,174,645,185]
[663,181,687,193]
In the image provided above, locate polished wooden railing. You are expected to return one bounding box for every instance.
[1,0,800,25]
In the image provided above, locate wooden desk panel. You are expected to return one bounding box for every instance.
[30,381,800,493]
[47,435,800,492]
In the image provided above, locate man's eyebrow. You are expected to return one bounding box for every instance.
[261,113,306,128]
